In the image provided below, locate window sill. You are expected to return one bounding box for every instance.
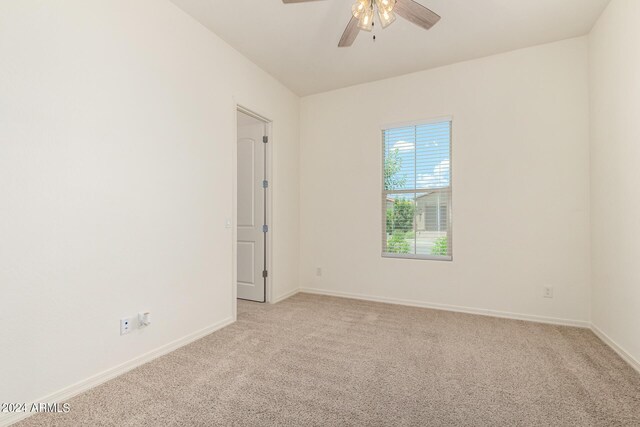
[382,253,453,262]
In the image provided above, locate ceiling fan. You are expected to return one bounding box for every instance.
[282,0,441,47]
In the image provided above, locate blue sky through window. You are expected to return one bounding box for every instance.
[384,121,451,191]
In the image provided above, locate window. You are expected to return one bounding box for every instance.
[382,119,452,260]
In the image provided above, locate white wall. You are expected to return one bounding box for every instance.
[589,0,640,366]
[300,37,591,324]
[0,0,299,408]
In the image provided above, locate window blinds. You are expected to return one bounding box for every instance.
[382,120,452,260]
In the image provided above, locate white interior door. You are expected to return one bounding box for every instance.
[237,112,266,302]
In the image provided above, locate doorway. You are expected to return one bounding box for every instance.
[236,108,269,303]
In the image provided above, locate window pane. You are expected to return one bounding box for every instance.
[415,122,450,190]
[383,126,416,191]
[415,190,450,257]
[384,193,416,255]
[382,120,452,260]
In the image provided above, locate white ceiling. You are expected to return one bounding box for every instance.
[170,0,610,96]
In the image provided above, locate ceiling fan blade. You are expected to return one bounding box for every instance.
[282,0,325,3]
[394,0,441,30]
[338,16,360,47]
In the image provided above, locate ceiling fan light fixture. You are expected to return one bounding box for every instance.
[351,0,368,19]
[376,0,396,28]
[378,0,396,13]
[284,0,440,48]
[357,4,374,31]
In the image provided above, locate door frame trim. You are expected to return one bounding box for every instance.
[233,104,273,316]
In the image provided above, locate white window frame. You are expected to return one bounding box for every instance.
[381,117,453,262]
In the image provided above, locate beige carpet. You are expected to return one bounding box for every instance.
[18,293,640,426]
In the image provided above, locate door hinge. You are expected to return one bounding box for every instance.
[263,136,268,144]
[262,180,268,188]
[262,225,268,233]
[262,270,268,278]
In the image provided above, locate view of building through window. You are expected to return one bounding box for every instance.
[382,120,452,260]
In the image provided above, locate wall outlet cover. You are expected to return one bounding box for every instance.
[120,318,132,335]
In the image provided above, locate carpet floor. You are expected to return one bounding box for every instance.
[18,293,640,426]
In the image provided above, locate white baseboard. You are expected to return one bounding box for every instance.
[591,324,640,374]
[299,287,590,328]
[271,288,299,304]
[0,317,234,427]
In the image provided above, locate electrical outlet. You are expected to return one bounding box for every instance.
[543,286,554,299]
[138,312,151,327]
[120,318,133,335]
[316,267,322,277]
